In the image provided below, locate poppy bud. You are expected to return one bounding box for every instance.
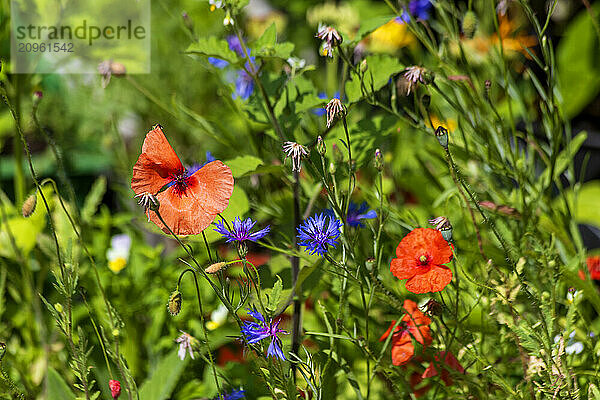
[205,261,227,274]
[22,194,37,217]
[33,91,43,106]
[109,379,121,399]
[316,136,326,156]
[110,62,126,77]
[374,148,383,171]
[435,126,448,149]
[168,290,182,316]
[462,11,478,38]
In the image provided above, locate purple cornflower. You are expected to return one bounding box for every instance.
[214,388,246,400]
[297,213,343,256]
[241,308,288,360]
[346,202,377,228]
[396,0,433,23]
[214,217,270,243]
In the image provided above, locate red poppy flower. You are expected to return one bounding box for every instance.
[390,228,454,293]
[131,125,234,235]
[409,372,432,398]
[380,299,432,366]
[579,256,600,280]
[422,351,464,386]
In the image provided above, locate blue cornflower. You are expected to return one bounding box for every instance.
[297,213,343,256]
[214,388,246,400]
[208,35,246,68]
[396,0,433,23]
[241,308,288,360]
[346,202,377,227]
[312,92,340,116]
[214,217,270,243]
[233,69,254,100]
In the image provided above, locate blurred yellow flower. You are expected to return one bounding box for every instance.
[430,115,457,132]
[366,19,415,53]
[206,304,229,330]
[107,234,131,274]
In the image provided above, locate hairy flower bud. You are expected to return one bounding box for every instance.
[435,126,449,149]
[22,194,37,217]
[168,290,182,316]
[360,59,368,74]
[328,162,336,174]
[462,11,478,38]
[206,261,227,274]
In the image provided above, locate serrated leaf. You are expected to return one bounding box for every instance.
[138,349,188,400]
[268,275,283,312]
[186,37,239,64]
[47,367,76,400]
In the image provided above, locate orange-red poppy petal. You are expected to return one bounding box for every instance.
[131,126,184,195]
[148,188,218,235]
[390,257,420,280]
[391,342,414,366]
[187,160,234,215]
[405,266,453,294]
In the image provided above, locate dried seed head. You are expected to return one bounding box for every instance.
[205,261,227,274]
[22,194,37,217]
[428,216,453,242]
[282,141,309,172]
[435,126,449,149]
[422,298,443,317]
[168,290,183,316]
[326,98,346,128]
[316,25,342,46]
[135,192,160,213]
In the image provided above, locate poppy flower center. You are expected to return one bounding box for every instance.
[418,254,431,266]
[170,172,192,197]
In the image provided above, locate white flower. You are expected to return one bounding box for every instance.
[176,331,195,360]
[209,0,223,11]
[223,11,234,26]
[206,304,228,330]
[106,234,131,274]
[282,142,309,172]
[287,57,306,70]
[554,331,583,355]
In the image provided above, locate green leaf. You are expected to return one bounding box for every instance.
[224,155,264,177]
[252,23,295,60]
[138,350,188,400]
[539,131,587,188]
[81,176,106,222]
[557,3,600,118]
[47,367,76,400]
[354,15,396,41]
[575,180,600,228]
[268,275,283,312]
[345,54,404,103]
[185,37,239,64]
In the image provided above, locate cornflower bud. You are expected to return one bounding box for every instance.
[359,59,368,74]
[374,148,383,171]
[168,290,182,316]
[32,91,43,106]
[328,162,336,175]
[316,136,326,156]
[435,126,449,149]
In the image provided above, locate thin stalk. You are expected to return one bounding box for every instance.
[291,170,302,380]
